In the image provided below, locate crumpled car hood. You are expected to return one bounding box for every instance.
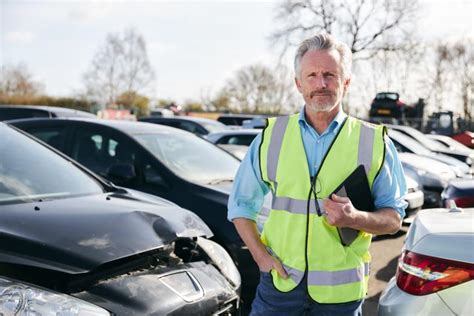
[0,189,212,274]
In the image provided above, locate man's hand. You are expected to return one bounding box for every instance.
[233,218,288,279]
[323,193,357,227]
[255,251,288,278]
[323,194,402,235]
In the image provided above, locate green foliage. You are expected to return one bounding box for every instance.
[116,91,150,117]
[183,100,204,112]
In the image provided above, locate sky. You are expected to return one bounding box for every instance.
[1,0,473,105]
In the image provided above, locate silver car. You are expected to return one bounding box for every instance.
[378,206,474,315]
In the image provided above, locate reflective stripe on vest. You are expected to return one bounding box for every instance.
[281,263,371,286]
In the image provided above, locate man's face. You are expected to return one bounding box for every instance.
[295,49,351,113]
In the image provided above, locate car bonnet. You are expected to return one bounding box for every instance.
[0,191,212,274]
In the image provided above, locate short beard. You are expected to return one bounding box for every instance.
[307,101,337,113]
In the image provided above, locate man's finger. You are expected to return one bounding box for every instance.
[274,260,288,279]
[331,193,350,203]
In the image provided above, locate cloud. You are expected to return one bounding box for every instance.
[68,3,108,22]
[148,41,177,56]
[6,31,35,44]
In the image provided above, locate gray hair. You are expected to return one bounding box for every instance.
[294,33,352,80]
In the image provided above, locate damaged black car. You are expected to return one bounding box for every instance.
[0,123,240,315]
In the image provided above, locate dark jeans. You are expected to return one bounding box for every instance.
[250,272,363,316]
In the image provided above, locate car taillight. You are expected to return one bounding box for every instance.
[396,250,474,295]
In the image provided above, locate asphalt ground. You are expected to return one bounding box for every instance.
[362,224,408,315]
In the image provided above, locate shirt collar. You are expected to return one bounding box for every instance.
[298,106,347,135]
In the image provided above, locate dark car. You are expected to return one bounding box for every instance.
[217,114,263,127]
[369,92,406,122]
[206,129,260,146]
[0,123,240,315]
[0,105,96,121]
[441,179,474,208]
[10,118,261,309]
[139,116,229,136]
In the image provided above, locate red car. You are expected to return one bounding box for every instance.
[452,131,474,149]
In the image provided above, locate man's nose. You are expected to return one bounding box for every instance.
[314,74,327,89]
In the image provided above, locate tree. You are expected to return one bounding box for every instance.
[83,28,156,107]
[450,39,474,120]
[271,0,419,60]
[0,63,44,97]
[115,91,150,117]
[214,64,299,114]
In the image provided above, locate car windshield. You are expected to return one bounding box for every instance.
[389,130,433,156]
[433,136,472,152]
[376,93,398,100]
[398,128,446,151]
[0,124,104,205]
[134,131,240,184]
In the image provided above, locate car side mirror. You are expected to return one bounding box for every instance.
[107,163,136,184]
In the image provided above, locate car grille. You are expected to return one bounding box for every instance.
[213,296,240,315]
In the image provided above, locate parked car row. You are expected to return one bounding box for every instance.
[1,105,473,315]
[7,117,263,311]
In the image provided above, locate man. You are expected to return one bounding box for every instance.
[228,33,407,316]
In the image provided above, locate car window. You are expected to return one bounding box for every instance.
[389,131,432,155]
[0,108,51,121]
[134,131,239,184]
[0,124,103,204]
[217,135,256,146]
[199,120,228,133]
[27,126,68,150]
[178,121,204,135]
[72,128,136,177]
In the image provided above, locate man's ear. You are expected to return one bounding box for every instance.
[343,77,351,95]
[295,77,303,93]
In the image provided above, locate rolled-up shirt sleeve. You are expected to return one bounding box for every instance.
[227,134,270,222]
[372,136,408,219]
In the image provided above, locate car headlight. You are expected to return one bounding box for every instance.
[196,237,241,289]
[0,277,110,315]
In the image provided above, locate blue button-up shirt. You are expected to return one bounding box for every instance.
[228,108,407,221]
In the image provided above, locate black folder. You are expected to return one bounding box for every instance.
[331,165,375,246]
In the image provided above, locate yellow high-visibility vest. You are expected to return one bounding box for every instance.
[259,113,386,303]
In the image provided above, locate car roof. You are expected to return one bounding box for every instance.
[0,105,95,117]
[207,129,261,137]
[447,179,474,190]
[218,113,264,118]
[141,116,221,124]
[9,117,190,135]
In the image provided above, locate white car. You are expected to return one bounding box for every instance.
[399,152,457,207]
[378,206,474,315]
[404,175,424,214]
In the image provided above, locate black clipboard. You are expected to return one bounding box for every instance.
[331,165,375,246]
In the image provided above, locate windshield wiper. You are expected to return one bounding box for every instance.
[206,178,234,185]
